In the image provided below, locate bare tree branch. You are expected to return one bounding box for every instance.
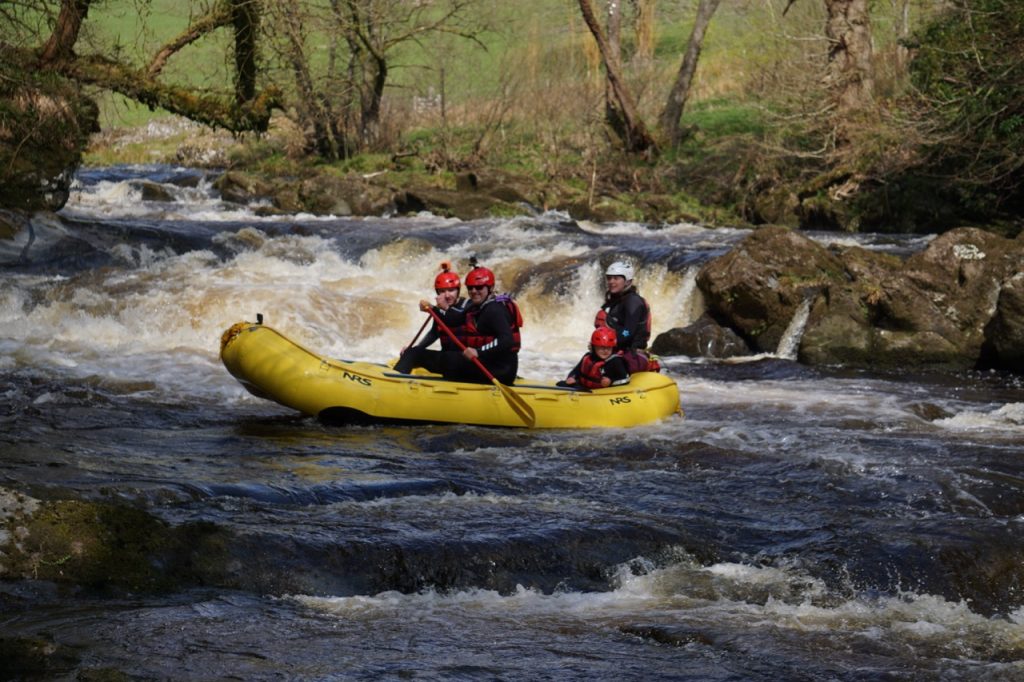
[62,54,280,133]
[147,1,233,77]
[39,0,91,65]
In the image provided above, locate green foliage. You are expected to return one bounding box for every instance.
[910,0,1024,213]
[683,100,766,138]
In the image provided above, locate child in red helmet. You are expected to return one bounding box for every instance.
[558,327,630,390]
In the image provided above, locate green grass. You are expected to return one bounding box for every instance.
[682,99,767,138]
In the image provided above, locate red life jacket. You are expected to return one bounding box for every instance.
[577,353,610,389]
[462,295,523,352]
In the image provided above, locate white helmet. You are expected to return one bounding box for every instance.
[605,261,635,280]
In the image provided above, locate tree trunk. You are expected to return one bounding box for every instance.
[353,48,387,149]
[39,0,91,65]
[658,0,721,147]
[577,0,656,154]
[278,6,341,158]
[604,0,628,143]
[824,0,874,116]
[632,0,655,62]
[892,0,910,74]
[232,0,260,104]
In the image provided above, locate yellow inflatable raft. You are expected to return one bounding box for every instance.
[220,321,682,429]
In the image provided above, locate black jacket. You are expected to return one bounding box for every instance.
[601,287,650,350]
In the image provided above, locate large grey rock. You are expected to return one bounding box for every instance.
[696,226,845,353]
[651,314,752,359]
[696,226,1024,372]
[982,274,1024,372]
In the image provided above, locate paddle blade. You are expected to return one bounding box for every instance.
[496,380,536,427]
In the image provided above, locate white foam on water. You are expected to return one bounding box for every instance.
[935,403,1024,432]
[576,220,731,238]
[6,223,673,400]
[291,555,1024,662]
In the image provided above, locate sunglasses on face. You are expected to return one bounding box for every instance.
[467,285,488,291]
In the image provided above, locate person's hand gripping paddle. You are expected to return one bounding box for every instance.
[425,308,535,427]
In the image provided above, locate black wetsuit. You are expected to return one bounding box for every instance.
[395,296,519,385]
[601,286,650,351]
[393,300,465,374]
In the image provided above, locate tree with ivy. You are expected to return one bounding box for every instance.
[910,0,1024,215]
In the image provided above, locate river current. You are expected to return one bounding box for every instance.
[1,165,1023,680]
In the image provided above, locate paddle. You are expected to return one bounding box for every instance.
[404,315,431,352]
[425,307,536,428]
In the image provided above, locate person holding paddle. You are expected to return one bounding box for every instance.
[397,261,522,386]
[449,263,523,385]
[393,262,466,374]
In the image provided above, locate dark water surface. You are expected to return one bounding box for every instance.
[1,166,1022,680]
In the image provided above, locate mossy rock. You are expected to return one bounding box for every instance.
[0,636,79,679]
[1,491,227,593]
[0,211,24,240]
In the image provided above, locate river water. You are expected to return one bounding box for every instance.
[2,165,1023,680]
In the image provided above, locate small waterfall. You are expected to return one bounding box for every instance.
[673,266,705,328]
[776,296,813,360]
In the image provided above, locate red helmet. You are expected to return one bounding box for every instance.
[465,266,495,288]
[434,261,460,291]
[591,327,617,348]
[594,309,608,328]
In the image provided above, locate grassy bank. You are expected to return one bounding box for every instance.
[74,1,1021,233]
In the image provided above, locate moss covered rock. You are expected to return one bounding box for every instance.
[695,226,1024,371]
[0,487,224,593]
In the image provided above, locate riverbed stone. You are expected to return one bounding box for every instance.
[0,635,80,679]
[982,273,1024,371]
[696,226,846,353]
[0,486,229,593]
[651,314,752,358]
[136,180,176,202]
[696,225,1024,371]
[0,210,23,240]
[395,186,525,220]
[213,170,275,204]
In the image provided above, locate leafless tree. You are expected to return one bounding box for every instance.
[659,0,723,147]
[259,0,486,157]
[577,0,657,153]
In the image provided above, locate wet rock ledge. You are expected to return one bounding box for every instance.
[652,226,1024,373]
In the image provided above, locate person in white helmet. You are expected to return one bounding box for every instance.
[596,260,658,373]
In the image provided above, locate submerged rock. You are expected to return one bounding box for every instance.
[0,635,81,680]
[0,487,223,593]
